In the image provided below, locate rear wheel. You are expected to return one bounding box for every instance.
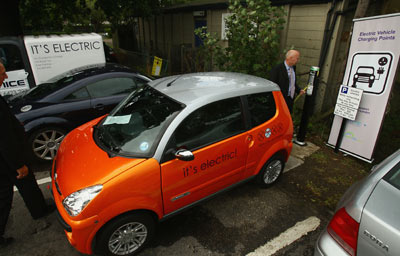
[29,127,66,162]
[256,155,285,188]
[96,213,155,256]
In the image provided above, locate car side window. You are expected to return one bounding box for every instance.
[173,97,245,152]
[0,44,25,71]
[86,77,137,98]
[247,92,276,128]
[63,87,90,101]
[383,162,400,190]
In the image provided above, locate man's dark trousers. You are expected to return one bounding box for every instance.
[0,157,47,237]
[0,159,13,237]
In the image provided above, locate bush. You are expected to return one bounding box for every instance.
[195,0,286,79]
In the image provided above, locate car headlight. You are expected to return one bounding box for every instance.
[63,185,103,217]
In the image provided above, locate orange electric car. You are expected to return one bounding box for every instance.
[51,72,293,256]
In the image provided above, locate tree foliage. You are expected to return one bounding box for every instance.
[96,0,159,29]
[95,0,189,29]
[195,0,285,78]
[2,0,196,35]
[19,0,89,33]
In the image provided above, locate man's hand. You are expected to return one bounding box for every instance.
[16,165,29,179]
[300,89,306,95]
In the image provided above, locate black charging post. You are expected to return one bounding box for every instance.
[294,66,320,146]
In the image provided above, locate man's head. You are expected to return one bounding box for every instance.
[0,61,8,85]
[285,50,300,67]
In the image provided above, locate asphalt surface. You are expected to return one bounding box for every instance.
[2,143,328,256]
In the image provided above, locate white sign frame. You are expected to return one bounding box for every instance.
[328,13,400,162]
[334,85,363,121]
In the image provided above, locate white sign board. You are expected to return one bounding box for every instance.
[221,13,233,40]
[328,13,400,162]
[334,85,363,121]
[0,69,30,96]
[24,33,106,84]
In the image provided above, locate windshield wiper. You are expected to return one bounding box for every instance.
[94,125,121,158]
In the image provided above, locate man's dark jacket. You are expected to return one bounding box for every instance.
[0,95,48,220]
[269,62,301,109]
[0,95,28,175]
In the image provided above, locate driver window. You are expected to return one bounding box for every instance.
[86,77,137,98]
[0,44,25,71]
[63,87,90,101]
[162,97,244,162]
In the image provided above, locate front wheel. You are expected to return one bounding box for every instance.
[256,156,285,188]
[96,213,155,256]
[29,127,66,162]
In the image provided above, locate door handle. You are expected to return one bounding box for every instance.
[247,135,254,148]
[94,104,105,110]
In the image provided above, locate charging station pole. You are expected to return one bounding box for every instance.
[294,66,320,146]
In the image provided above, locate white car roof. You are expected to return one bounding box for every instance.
[149,72,279,106]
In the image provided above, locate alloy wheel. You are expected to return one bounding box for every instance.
[108,222,148,255]
[32,129,65,161]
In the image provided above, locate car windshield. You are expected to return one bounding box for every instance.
[357,67,373,74]
[25,75,77,100]
[94,84,184,158]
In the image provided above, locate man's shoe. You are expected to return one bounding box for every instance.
[0,236,14,248]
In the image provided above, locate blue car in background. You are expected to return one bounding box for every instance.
[6,63,151,162]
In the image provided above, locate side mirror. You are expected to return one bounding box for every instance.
[175,149,194,161]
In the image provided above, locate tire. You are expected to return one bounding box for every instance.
[256,155,285,188]
[28,127,66,162]
[96,213,155,256]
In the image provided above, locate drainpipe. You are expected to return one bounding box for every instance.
[312,1,356,113]
[319,0,337,66]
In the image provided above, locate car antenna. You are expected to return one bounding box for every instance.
[166,76,181,87]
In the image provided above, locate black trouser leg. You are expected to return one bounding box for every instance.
[14,170,47,219]
[284,96,294,113]
[0,173,13,237]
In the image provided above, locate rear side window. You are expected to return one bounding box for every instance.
[86,77,137,98]
[173,97,245,151]
[247,92,276,128]
[383,161,400,190]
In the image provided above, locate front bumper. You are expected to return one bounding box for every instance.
[52,183,101,255]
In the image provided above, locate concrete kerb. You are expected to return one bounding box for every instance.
[284,142,320,173]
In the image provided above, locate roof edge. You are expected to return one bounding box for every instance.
[162,0,336,13]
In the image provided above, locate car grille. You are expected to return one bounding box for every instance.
[357,77,370,83]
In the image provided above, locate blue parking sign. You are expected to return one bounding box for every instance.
[341,86,348,94]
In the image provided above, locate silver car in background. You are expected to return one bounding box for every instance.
[314,148,400,256]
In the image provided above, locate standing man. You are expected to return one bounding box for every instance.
[270,50,305,113]
[0,61,50,248]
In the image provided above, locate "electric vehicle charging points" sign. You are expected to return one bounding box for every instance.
[334,85,363,121]
[328,13,400,162]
